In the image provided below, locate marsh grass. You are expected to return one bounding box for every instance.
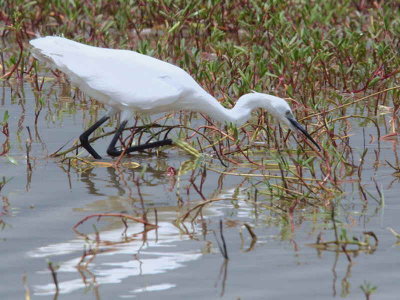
[1,0,399,261]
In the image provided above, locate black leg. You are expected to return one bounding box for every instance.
[79,115,110,159]
[107,120,173,157]
[106,120,128,157]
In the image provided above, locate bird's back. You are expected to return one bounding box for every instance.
[30,36,212,112]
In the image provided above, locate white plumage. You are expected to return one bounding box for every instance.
[30,36,320,159]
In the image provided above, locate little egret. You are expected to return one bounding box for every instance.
[30,36,320,159]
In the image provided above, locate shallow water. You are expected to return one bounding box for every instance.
[0,81,399,299]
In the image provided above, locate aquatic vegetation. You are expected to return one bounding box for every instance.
[0,0,399,298]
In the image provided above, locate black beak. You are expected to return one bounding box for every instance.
[287,117,321,151]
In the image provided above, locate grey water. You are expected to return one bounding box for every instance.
[0,81,399,299]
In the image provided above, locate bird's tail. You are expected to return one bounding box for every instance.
[29,36,84,70]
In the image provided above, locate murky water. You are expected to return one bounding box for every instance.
[1,81,399,299]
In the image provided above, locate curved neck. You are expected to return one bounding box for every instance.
[199,93,266,126]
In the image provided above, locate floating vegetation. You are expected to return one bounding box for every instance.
[60,156,140,172]
[308,231,378,255]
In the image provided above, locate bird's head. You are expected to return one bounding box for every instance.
[282,109,321,151]
[257,93,321,151]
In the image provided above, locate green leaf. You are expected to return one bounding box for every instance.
[264,72,278,78]
[168,21,181,33]
[6,156,18,165]
[2,110,9,125]
[368,77,380,88]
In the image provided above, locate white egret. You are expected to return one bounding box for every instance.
[30,36,320,159]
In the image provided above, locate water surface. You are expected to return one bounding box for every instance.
[1,81,399,299]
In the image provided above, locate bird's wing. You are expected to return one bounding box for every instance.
[30,37,186,109]
[82,65,185,110]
